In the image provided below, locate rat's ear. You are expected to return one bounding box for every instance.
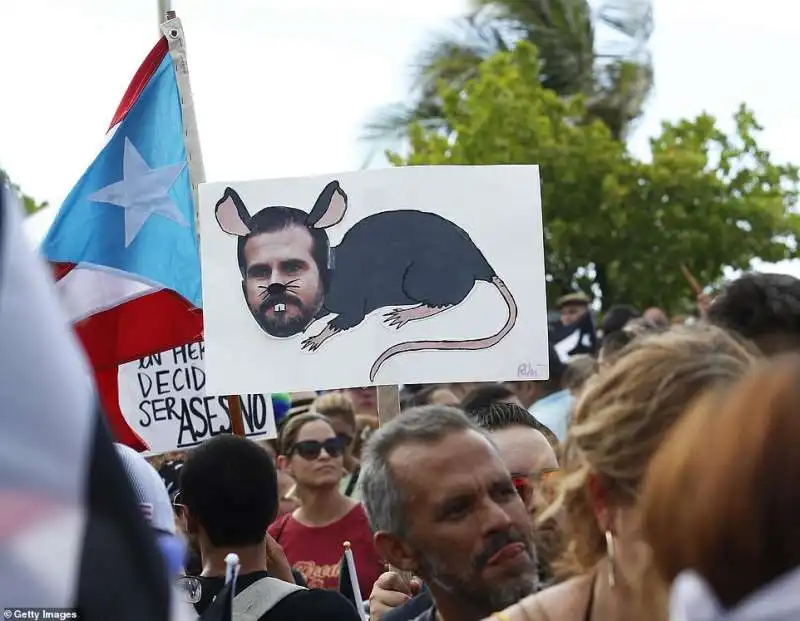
[215,187,252,236]
[306,180,347,229]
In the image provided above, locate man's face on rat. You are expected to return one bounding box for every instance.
[241,226,324,337]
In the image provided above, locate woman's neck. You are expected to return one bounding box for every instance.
[344,454,359,473]
[590,560,641,621]
[294,486,354,526]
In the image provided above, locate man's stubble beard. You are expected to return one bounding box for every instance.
[413,539,539,616]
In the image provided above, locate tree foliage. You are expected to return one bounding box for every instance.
[388,43,800,313]
[363,0,654,146]
[0,167,49,216]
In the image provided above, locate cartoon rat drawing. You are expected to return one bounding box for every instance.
[214,180,518,382]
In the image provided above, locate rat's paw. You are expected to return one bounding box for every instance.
[301,333,326,351]
[383,308,411,330]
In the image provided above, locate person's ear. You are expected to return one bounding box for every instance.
[277,454,293,476]
[586,472,615,532]
[182,506,200,537]
[374,532,419,574]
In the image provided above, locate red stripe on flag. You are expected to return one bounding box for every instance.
[52,261,76,282]
[95,366,150,452]
[73,289,204,371]
[0,493,61,541]
[108,37,169,131]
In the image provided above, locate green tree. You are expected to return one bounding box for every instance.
[364,0,654,146]
[388,43,800,314]
[0,167,49,216]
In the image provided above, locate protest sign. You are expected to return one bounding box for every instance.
[117,341,276,455]
[198,165,549,394]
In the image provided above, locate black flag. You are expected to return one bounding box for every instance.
[550,311,598,362]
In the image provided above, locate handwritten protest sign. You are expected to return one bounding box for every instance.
[199,166,549,395]
[118,341,276,455]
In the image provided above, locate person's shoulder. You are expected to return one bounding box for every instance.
[507,575,593,621]
[261,588,361,621]
[347,501,369,522]
[267,512,291,536]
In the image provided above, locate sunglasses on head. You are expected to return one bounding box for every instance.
[290,436,346,460]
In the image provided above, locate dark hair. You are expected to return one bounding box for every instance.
[237,207,332,292]
[407,385,449,408]
[599,328,637,360]
[460,383,516,414]
[470,401,559,447]
[601,304,641,336]
[707,272,800,355]
[180,435,278,547]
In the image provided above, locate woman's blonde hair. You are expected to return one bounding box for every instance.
[543,324,756,577]
[312,391,357,431]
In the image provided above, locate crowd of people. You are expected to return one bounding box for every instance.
[124,271,800,620]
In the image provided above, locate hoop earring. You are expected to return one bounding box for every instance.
[605,530,616,589]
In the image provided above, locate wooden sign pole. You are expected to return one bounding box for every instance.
[226,395,246,436]
[376,385,401,426]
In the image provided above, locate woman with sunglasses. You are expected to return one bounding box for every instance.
[312,392,363,500]
[268,412,383,597]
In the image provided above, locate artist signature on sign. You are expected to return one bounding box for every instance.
[516,362,545,379]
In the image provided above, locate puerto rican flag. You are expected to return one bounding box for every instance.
[41,31,204,451]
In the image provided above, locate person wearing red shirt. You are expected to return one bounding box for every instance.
[270,413,383,596]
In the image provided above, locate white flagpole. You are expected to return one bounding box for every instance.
[158,0,172,32]
[157,14,247,436]
[159,12,205,231]
[224,553,241,619]
[343,542,367,621]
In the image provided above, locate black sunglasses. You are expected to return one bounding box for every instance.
[290,437,346,460]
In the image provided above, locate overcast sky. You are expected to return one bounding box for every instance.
[3,0,799,276]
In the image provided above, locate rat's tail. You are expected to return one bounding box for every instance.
[369,276,518,382]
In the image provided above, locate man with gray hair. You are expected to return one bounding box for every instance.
[361,406,538,621]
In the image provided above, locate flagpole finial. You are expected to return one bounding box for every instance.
[224,553,241,585]
[225,552,240,566]
[343,541,352,550]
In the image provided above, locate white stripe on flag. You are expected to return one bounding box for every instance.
[56,264,159,324]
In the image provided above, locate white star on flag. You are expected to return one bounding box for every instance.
[89,137,188,247]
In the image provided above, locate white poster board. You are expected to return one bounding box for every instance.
[199,165,549,395]
[117,341,276,455]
